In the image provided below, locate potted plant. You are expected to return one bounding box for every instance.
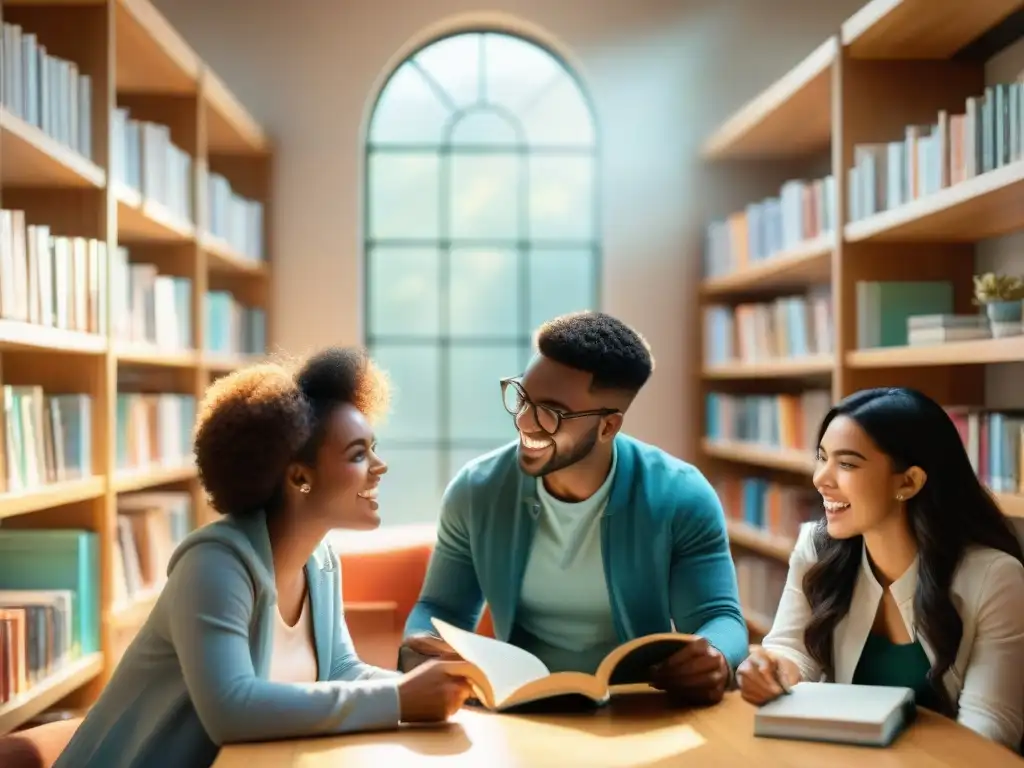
[973,272,1024,327]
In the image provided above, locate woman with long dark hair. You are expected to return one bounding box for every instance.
[736,387,1024,751]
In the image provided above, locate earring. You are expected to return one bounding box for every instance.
[299,483,311,494]
[896,494,904,501]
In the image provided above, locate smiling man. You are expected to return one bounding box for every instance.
[399,311,748,705]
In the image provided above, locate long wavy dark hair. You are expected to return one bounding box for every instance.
[803,387,1023,716]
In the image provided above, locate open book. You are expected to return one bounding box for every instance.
[432,617,697,711]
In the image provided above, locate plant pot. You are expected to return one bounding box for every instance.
[985,300,1023,324]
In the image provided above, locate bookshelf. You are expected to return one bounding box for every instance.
[698,0,1024,640]
[0,0,272,734]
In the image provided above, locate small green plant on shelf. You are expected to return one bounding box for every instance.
[973,272,1024,332]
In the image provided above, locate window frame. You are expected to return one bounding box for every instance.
[362,28,603,504]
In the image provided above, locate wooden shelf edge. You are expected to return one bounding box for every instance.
[114,342,200,368]
[0,108,105,188]
[202,353,263,372]
[200,232,268,275]
[727,520,795,562]
[203,69,268,154]
[701,235,833,295]
[847,335,1024,369]
[700,36,836,160]
[0,476,106,521]
[844,160,1024,243]
[842,0,1024,59]
[703,355,834,379]
[0,653,103,736]
[113,464,196,493]
[702,438,815,475]
[117,0,202,86]
[0,321,107,355]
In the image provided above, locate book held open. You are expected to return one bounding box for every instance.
[431,617,697,711]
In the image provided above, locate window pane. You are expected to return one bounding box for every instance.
[368,152,440,240]
[528,248,596,331]
[370,344,440,441]
[414,33,482,110]
[376,446,443,526]
[367,247,439,337]
[450,111,519,146]
[520,74,595,146]
[529,156,593,240]
[447,345,521,441]
[449,247,519,338]
[369,63,453,145]
[449,153,520,239]
[483,33,561,114]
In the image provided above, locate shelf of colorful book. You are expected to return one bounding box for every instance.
[847,335,1024,368]
[0,107,105,189]
[112,464,197,494]
[703,355,834,380]
[0,477,106,522]
[845,159,1024,244]
[0,653,103,736]
[701,235,833,297]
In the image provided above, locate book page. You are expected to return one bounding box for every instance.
[432,618,550,706]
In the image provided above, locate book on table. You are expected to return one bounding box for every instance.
[754,682,916,747]
[431,617,696,712]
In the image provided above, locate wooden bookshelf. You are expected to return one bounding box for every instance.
[701,0,1024,635]
[0,0,273,734]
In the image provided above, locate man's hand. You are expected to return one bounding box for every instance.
[398,633,462,672]
[649,637,729,705]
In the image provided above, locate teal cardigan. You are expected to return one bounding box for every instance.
[404,434,749,671]
[54,510,401,768]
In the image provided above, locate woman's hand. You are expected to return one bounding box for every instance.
[397,660,475,723]
[736,646,800,705]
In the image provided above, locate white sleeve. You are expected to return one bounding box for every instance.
[955,555,1024,751]
[761,522,824,684]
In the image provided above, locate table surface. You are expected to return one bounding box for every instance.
[212,690,1024,768]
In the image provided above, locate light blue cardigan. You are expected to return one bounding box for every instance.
[54,510,401,768]
[404,433,749,671]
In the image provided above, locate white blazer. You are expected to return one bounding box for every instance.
[762,522,1024,752]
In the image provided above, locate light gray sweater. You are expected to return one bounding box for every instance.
[54,510,402,768]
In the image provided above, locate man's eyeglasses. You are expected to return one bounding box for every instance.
[500,377,620,436]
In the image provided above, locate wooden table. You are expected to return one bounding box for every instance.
[212,691,1024,767]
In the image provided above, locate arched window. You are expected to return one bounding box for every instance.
[365,31,599,526]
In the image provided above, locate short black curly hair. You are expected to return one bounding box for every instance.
[192,346,390,516]
[535,311,654,395]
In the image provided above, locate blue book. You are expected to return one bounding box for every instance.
[0,529,99,656]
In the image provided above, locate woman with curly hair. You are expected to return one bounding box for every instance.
[736,387,1024,752]
[55,347,474,768]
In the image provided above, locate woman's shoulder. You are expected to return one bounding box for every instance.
[954,545,1024,602]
